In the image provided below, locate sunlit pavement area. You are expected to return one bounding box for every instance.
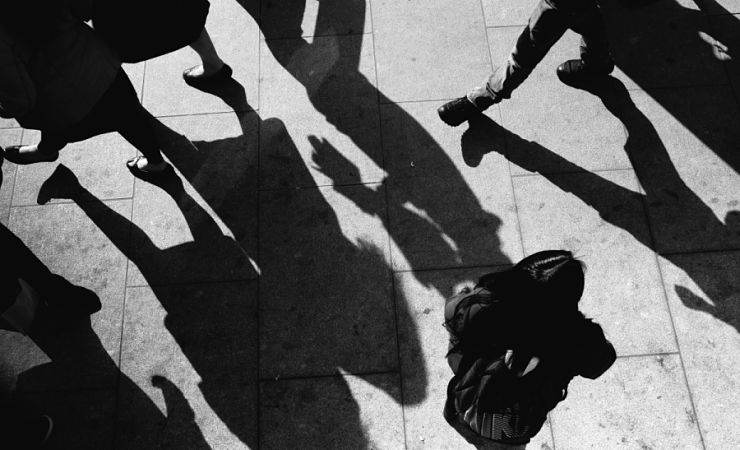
[2,0,740,448]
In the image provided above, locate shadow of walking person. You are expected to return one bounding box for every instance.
[602,0,740,175]
[9,309,209,449]
[37,165,260,448]
[156,100,421,446]
[462,76,740,334]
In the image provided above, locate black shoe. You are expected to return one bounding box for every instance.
[556,59,614,86]
[437,97,481,127]
[183,63,233,91]
[4,145,59,165]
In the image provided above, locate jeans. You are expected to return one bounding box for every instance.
[39,69,164,164]
[467,0,611,110]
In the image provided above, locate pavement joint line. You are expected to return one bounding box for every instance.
[259,369,401,383]
[153,108,259,120]
[124,277,260,291]
[392,261,512,275]
[9,196,135,209]
[509,167,636,178]
[261,32,372,43]
[615,351,680,360]
[654,240,708,449]
[258,180,384,193]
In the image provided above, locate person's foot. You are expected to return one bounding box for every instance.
[46,275,102,315]
[3,145,59,165]
[37,165,80,204]
[437,97,481,127]
[182,63,233,90]
[126,155,175,185]
[556,59,615,86]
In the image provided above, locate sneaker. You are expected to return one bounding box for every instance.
[437,97,481,127]
[556,59,614,86]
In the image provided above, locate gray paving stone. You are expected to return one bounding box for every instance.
[260,374,404,450]
[703,0,740,14]
[6,200,131,390]
[0,117,19,129]
[659,251,740,449]
[123,62,146,102]
[259,185,397,378]
[628,87,740,253]
[260,0,372,39]
[513,171,678,356]
[602,0,727,90]
[483,0,535,27]
[381,100,522,272]
[0,129,22,224]
[485,28,631,175]
[372,0,492,102]
[708,14,740,108]
[127,114,259,287]
[259,35,385,188]
[395,268,556,449]
[14,389,116,450]
[13,130,136,206]
[142,1,259,116]
[120,282,259,449]
[551,355,703,449]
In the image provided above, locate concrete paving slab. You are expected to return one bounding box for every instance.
[394,267,556,450]
[628,87,740,253]
[485,28,631,175]
[260,0,372,39]
[143,2,259,116]
[707,13,740,119]
[259,35,385,188]
[602,0,727,90]
[259,184,397,378]
[0,129,22,224]
[13,130,136,206]
[551,355,703,449]
[6,200,131,390]
[126,114,259,287]
[372,0,492,102]
[0,117,19,129]
[260,373,404,449]
[381,100,522,271]
[483,0,534,27]
[659,251,740,449]
[119,282,258,449]
[123,62,146,102]
[513,171,678,356]
[703,0,740,14]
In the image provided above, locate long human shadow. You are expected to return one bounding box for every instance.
[152,83,421,447]
[248,0,509,301]
[37,164,259,448]
[603,0,740,175]
[5,297,209,449]
[465,76,740,334]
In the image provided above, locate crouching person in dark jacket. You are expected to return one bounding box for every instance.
[443,250,616,449]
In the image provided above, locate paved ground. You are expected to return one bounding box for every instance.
[2,0,740,448]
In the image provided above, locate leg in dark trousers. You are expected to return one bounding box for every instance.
[0,223,101,315]
[40,69,165,166]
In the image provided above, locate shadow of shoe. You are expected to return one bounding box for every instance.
[37,165,80,205]
[461,115,504,167]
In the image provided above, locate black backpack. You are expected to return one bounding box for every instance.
[443,285,574,445]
